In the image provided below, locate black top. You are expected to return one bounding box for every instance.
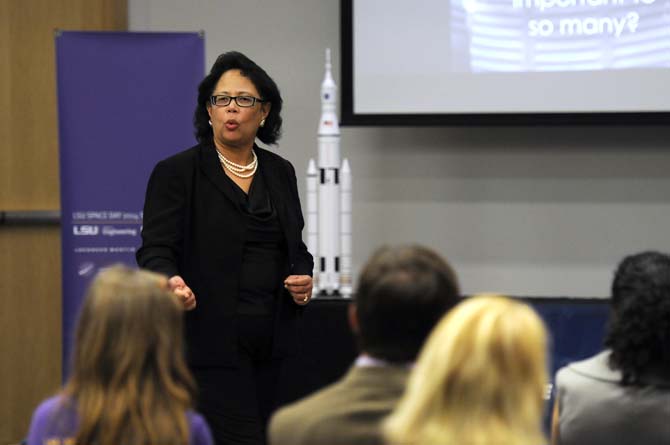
[225,169,288,315]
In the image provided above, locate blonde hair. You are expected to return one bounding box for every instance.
[384,294,548,445]
[62,264,196,445]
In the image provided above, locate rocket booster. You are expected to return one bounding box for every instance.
[340,159,352,296]
[306,158,319,293]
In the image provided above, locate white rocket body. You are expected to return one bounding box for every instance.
[307,49,352,297]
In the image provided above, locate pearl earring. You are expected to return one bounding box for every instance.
[208,120,212,126]
[260,119,266,128]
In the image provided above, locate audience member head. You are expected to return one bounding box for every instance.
[605,250,670,384]
[194,50,282,144]
[384,294,548,445]
[351,244,460,363]
[64,264,196,445]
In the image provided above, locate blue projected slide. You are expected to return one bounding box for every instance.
[351,0,670,116]
[451,0,669,72]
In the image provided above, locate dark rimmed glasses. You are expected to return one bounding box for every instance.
[210,95,265,108]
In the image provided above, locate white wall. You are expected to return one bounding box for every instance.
[129,0,670,297]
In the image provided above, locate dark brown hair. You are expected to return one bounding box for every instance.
[354,245,460,362]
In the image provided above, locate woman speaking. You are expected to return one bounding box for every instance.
[137,51,313,445]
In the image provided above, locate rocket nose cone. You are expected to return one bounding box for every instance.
[307,158,318,174]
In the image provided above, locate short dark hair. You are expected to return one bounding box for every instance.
[194,51,283,145]
[354,245,460,363]
[605,251,670,385]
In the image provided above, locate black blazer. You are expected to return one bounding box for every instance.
[137,142,313,367]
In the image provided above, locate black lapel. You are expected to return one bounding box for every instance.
[198,142,241,207]
[257,147,290,235]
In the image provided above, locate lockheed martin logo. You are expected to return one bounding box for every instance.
[78,262,95,276]
[73,225,99,235]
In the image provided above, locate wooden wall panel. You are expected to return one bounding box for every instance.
[0,1,127,443]
[0,1,11,201]
[1,0,127,210]
[0,228,62,445]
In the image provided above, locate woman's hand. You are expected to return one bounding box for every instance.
[168,275,197,311]
[285,275,313,305]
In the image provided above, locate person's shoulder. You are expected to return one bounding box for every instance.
[270,373,390,445]
[148,144,205,182]
[187,410,207,428]
[557,350,619,386]
[270,374,359,437]
[156,143,202,168]
[255,145,293,168]
[187,411,214,445]
[272,380,344,422]
[27,395,75,444]
[32,395,68,420]
[272,390,329,425]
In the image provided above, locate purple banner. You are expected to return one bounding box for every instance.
[56,31,204,375]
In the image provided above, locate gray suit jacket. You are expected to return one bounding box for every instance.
[269,364,409,445]
[555,350,670,445]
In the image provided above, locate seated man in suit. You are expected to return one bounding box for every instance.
[268,244,461,445]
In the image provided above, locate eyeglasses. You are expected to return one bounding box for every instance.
[210,95,265,108]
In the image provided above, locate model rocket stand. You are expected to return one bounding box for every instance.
[307,49,352,298]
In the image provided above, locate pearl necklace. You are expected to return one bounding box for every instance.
[216,149,258,178]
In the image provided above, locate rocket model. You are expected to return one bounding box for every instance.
[307,49,352,297]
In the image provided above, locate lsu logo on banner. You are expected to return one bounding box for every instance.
[73,225,99,236]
